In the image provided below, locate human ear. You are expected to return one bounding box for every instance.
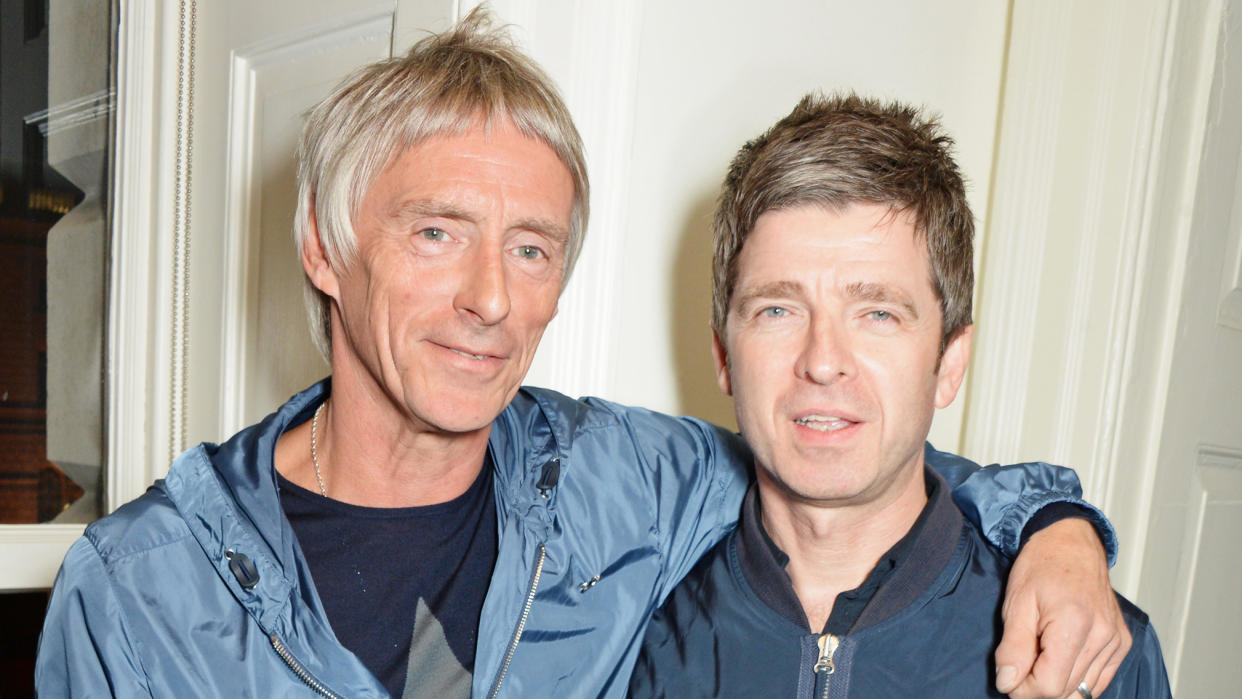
[712,328,733,396]
[935,324,973,409]
[301,207,341,300]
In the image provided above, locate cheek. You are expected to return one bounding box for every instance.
[514,285,561,334]
[728,343,783,409]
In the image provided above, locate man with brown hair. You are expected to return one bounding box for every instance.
[631,94,1170,698]
[40,12,1126,698]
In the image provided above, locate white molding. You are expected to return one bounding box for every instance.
[1072,0,1170,500]
[1165,443,1242,685]
[1215,146,1242,330]
[219,51,260,435]
[1168,480,1208,687]
[0,525,86,591]
[967,0,1218,606]
[217,9,393,435]
[967,0,1174,481]
[1109,0,1222,596]
[1198,443,1242,470]
[964,1,1071,464]
[107,0,176,509]
[514,2,643,399]
[1048,6,1125,467]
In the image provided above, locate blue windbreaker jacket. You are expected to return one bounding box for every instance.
[35,381,1109,697]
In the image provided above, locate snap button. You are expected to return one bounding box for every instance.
[226,550,261,590]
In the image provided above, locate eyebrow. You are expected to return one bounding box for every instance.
[844,281,920,320]
[731,279,921,320]
[391,197,570,242]
[731,281,805,314]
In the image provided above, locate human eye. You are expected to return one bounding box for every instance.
[759,306,789,318]
[867,309,893,322]
[419,227,449,242]
[513,244,546,261]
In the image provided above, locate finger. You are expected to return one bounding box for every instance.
[1059,637,1096,699]
[1012,614,1090,698]
[994,602,1040,694]
[1076,632,1121,699]
[1083,620,1131,698]
[1061,611,1119,698]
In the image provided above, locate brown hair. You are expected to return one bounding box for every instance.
[711,92,973,352]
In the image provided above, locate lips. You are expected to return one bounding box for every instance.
[793,414,856,432]
[432,339,507,360]
[450,348,490,360]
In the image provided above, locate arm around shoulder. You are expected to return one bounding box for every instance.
[926,444,1117,561]
[36,536,152,697]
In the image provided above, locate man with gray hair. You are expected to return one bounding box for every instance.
[631,93,1168,699]
[39,12,1126,698]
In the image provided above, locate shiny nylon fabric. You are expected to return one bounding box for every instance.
[37,379,1109,697]
[472,389,752,696]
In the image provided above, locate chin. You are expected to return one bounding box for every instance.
[779,466,871,502]
[434,410,501,434]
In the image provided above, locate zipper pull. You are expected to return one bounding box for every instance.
[814,634,838,674]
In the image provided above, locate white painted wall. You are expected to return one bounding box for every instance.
[515,0,1010,454]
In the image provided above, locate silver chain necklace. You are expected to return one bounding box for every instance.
[310,401,328,497]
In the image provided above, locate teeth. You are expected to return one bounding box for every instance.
[795,415,852,432]
[452,349,487,360]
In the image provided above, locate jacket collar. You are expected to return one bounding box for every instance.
[160,380,328,632]
[158,380,579,630]
[735,466,964,634]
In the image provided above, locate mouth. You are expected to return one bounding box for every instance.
[793,414,857,432]
[450,348,491,361]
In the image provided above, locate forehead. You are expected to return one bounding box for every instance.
[364,120,574,231]
[734,203,933,297]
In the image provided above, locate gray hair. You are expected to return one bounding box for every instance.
[294,7,589,359]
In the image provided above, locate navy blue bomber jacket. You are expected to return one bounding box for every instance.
[630,469,1169,698]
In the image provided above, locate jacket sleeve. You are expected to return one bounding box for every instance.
[36,537,153,698]
[925,443,1119,565]
[627,411,751,603]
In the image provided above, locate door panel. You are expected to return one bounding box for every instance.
[181,2,455,438]
[221,9,396,431]
[1136,8,1242,692]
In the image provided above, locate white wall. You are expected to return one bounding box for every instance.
[516,0,1009,453]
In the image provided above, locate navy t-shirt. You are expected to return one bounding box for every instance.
[279,456,498,698]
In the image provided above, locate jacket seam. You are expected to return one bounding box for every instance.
[85,524,194,564]
[83,536,157,696]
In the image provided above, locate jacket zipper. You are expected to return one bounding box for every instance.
[487,543,547,699]
[813,633,838,699]
[270,634,343,699]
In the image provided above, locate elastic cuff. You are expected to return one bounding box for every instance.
[1019,500,1118,567]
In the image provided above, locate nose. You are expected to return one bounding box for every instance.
[796,315,855,384]
[454,243,511,325]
